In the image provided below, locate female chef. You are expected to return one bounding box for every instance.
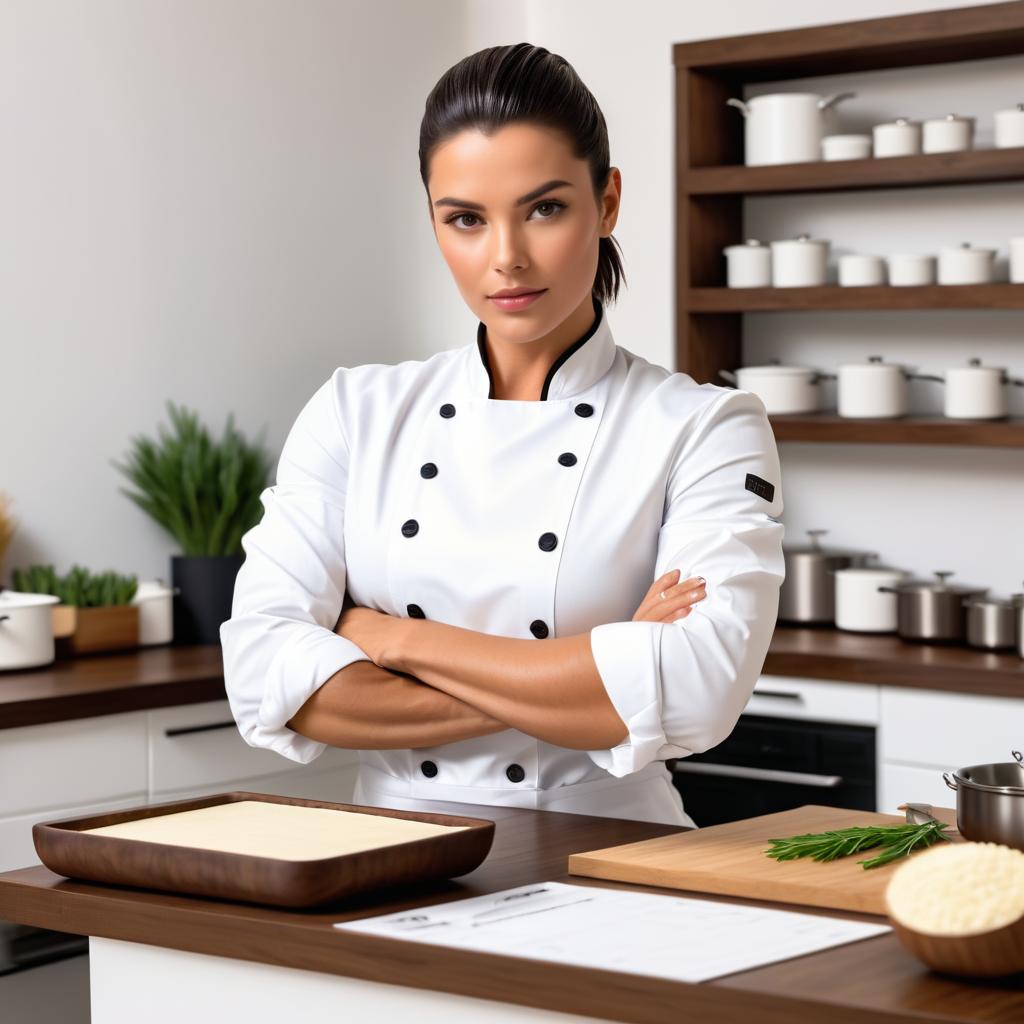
[219,43,785,828]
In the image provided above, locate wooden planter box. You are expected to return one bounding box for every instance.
[52,603,139,655]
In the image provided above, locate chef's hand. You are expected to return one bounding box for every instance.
[334,590,400,667]
[632,569,706,623]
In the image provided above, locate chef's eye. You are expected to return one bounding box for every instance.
[443,200,566,231]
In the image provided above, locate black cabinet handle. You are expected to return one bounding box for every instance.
[164,720,237,738]
[752,689,804,701]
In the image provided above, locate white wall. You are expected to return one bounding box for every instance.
[3,0,1021,596]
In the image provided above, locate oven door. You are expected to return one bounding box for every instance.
[668,713,876,828]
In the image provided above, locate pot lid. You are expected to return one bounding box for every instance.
[889,570,987,596]
[926,113,975,123]
[941,242,995,255]
[877,117,920,127]
[736,364,818,376]
[771,233,827,246]
[0,590,60,609]
[830,566,906,578]
[963,592,1015,608]
[839,354,903,369]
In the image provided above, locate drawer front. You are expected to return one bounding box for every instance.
[880,687,1024,769]
[147,700,357,796]
[0,712,147,818]
[0,794,146,873]
[878,762,956,816]
[746,674,880,726]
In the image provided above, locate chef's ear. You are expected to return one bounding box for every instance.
[598,167,621,236]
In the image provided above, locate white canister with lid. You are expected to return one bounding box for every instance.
[887,253,936,286]
[1009,237,1024,284]
[131,580,178,645]
[838,254,885,287]
[922,113,975,153]
[833,567,909,633]
[836,356,909,418]
[0,591,60,670]
[724,239,771,288]
[938,242,995,285]
[873,118,921,157]
[770,234,829,287]
[994,104,1024,148]
[822,134,872,160]
[942,358,1024,419]
[717,364,824,415]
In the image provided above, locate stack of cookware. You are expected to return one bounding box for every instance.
[777,529,1024,656]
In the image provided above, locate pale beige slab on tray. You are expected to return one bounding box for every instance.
[83,800,470,861]
[567,804,961,915]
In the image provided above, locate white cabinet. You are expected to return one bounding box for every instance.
[750,675,879,725]
[877,762,954,815]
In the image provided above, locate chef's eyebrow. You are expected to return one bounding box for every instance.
[433,179,574,212]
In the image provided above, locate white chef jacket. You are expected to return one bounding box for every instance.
[219,294,785,829]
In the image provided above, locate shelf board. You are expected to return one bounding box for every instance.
[685,284,1024,312]
[686,147,1024,196]
[766,625,1024,698]
[768,413,1024,448]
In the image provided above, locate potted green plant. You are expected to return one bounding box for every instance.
[11,563,139,655]
[112,401,272,644]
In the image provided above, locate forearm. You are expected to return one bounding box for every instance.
[285,659,510,749]
[387,622,628,751]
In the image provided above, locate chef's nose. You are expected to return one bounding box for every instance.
[490,223,529,274]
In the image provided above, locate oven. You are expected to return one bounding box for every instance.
[668,674,879,829]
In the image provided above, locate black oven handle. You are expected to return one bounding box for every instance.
[750,689,804,702]
[672,762,844,788]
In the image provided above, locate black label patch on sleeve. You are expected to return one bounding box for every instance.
[745,473,775,503]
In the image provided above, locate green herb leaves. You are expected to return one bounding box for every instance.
[764,820,954,870]
[12,563,137,607]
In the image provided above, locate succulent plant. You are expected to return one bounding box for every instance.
[12,563,138,607]
[112,401,273,557]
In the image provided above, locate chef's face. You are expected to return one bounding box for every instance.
[426,122,620,341]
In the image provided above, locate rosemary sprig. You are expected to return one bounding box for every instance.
[764,819,953,870]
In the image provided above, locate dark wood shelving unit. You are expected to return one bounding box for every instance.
[768,413,1024,448]
[674,2,1024,447]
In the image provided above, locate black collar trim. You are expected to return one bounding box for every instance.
[476,293,603,401]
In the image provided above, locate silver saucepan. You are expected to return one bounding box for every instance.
[943,752,1024,850]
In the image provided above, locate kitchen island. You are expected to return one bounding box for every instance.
[0,798,1020,1024]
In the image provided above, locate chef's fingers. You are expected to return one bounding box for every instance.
[651,581,707,622]
[632,573,706,622]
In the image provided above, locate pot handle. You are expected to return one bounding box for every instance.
[876,586,899,594]
[0,615,8,625]
[813,371,837,383]
[906,372,945,383]
[1008,377,1024,387]
[942,771,959,792]
[718,369,739,386]
[725,98,749,117]
[819,91,856,110]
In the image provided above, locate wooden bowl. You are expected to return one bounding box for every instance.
[886,914,1024,978]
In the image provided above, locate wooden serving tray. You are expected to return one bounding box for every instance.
[33,790,495,908]
[568,804,961,916]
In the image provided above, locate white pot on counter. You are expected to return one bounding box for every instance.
[770,234,830,287]
[873,117,921,157]
[836,356,912,418]
[718,364,826,414]
[724,239,772,287]
[0,591,60,670]
[938,243,995,285]
[833,567,909,633]
[887,253,936,286]
[822,134,871,160]
[929,358,1024,420]
[726,91,856,166]
[838,254,885,287]
[922,113,975,153]
[995,104,1024,148]
[131,580,178,646]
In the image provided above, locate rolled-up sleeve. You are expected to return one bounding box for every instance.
[586,388,785,778]
[219,370,372,765]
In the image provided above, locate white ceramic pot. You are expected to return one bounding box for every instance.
[0,591,60,670]
[938,243,995,285]
[922,114,975,153]
[887,253,936,286]
[132,580,178,645]
[933,358,1024,420]
[833,567,909,633]
[873,118,921,157]
[822,134,871,160]
[838,254,885,287]
[1012,237,1024,284]
[724,239,771,288]
[718,365,825,415]
[836,356,910,418]
[995,104,1024,148]
[726,91,856,166]
[770,234,830,287]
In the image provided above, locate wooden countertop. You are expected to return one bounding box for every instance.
[2,626,1022,731]
[0,799,1019,1023]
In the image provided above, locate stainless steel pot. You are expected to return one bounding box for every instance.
[943,758,1024,850]
[964,593,1017,651]
[877,571,987,643]
[778,529,874,625]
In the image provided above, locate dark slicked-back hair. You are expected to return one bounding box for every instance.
[418,42,625,305]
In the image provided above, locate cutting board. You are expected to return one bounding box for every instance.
[568,804,960,916]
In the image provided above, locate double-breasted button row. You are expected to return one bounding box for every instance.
[420,759,526,784]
